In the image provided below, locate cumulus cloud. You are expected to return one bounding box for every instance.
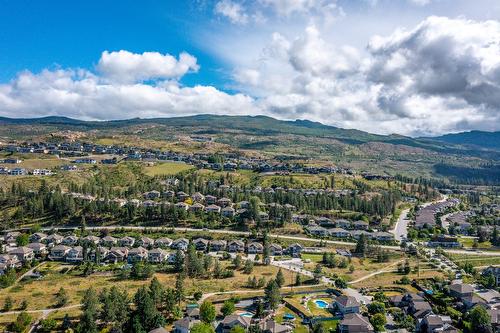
[0,52,256,120]
[214,0,249,24]
[214,0,344,25]
[409,0,432,5]
[97,50,199,83]
[1,17,500,136]
[232,17,500,136]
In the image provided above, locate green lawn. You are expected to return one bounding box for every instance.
[458,237,493,249]
[144,162,194,176]
[301,253,324,263]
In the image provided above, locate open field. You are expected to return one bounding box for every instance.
[446,253,500,268]
[352,270,445,289]
[0,262,302,311]
[144,161,195,176]
[457,237,493,249]
[303,253,404,282]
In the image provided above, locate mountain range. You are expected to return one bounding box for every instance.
[0,115,498,183]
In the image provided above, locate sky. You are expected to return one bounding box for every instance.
[1,0,500,137]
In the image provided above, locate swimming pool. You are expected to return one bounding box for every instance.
[239,312,254,318]
[314,300,329,309]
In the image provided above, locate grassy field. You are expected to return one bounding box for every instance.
[303,253,403,282]
[144,162,195,176]
[458,237,493,249]
[0,262,301,311]
[353,270,444,290]
[447,254,500,268]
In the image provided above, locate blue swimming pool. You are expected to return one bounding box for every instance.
[239,312,254,318]
[314,300,329,309]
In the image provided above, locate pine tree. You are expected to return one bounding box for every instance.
[264,280,281,310]
[78,288,99,333]
[200,301,216,323]
[275,269,285,287]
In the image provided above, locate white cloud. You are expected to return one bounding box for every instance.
[409,0,432,5]
[214,0,249,24]
[0,53,256,121]
[1,17,500,137]
[97,50,199,83]
[231,16,500,136]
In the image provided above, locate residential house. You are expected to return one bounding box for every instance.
[128,247,149,263]
[420,314,454,333]
[217,198,232,207]
[227,240,245,253]
[45,234,64,245]
[352,220,369,230]
[193,238,209,251]
[373,231,395,242]
[167,251,184,264]
[191,192,205,202]
[186,307,200,319]
[9,247,35,262]
[350,230,371,240]
[62,235,79,246]
[139,237,155,248]
[448,283,474,299]
[82,235,101,245]
[0,254,21,269]
[148,248,168,263]
[50,245,71,261]
[155,237,173,248]
[269,243,283,256]
[218,315,252,333]
[259,320,292,333]
[101,236,118,247]
[176,191,189,201]
[209,240,227,252]
[487,309,499,331]
[307,226,330,237]
[222,206,236,217]
[287,243,303,257]
[330,228,350,238]
[175,202,189,211]
[258,212,269,221]
[107,247,128,263]
[29,232,47,243]
[143,190,161,199]
[27,242,48,256]
[171,238,190,251]
[66,246,84,262]
[119,236,135,247]
[316,217,334,227]
[89,247,109,262]
[338,313,374,333]
[482,266,500,287]
[335,219,352,229]
[334,295,360,314]
[238,201,250,209]
[190,203,205,212]
[205,195,217,205]
[247,242,264,254]
[173,317,200,333]
[205,204,221,214]
[462,294,487,309]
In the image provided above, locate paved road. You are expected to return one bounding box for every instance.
[391,195,449,242]
[392,208,411,241]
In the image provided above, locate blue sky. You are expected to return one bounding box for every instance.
[1,0,499,136]
[0,1,227,87]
